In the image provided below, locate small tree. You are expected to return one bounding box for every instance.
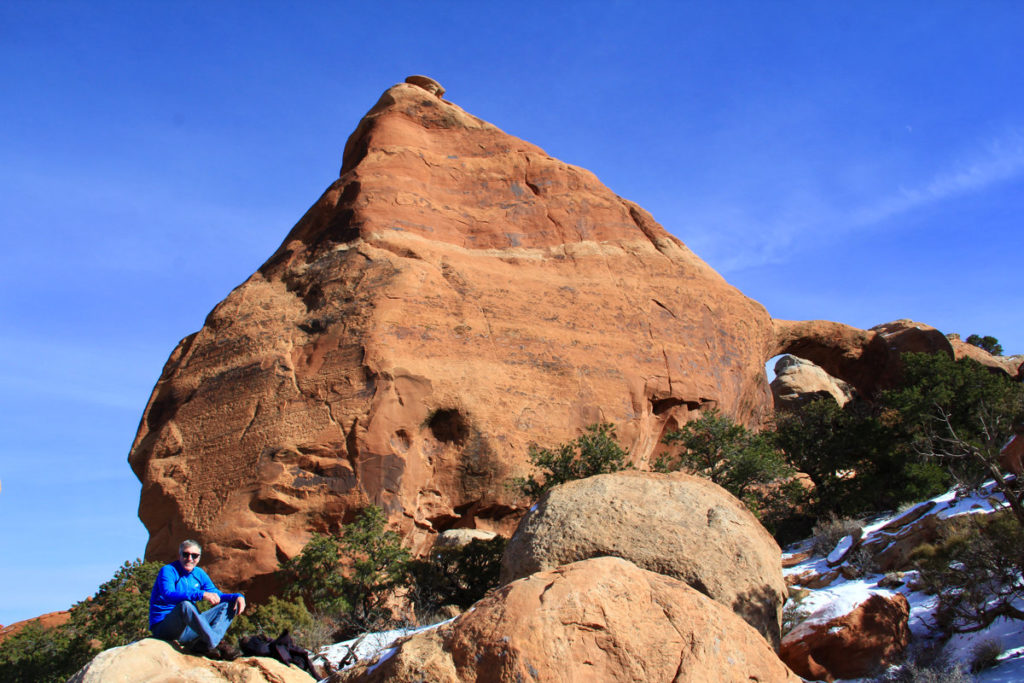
[882,352,1024,524]
[338,505,411,633]
[0,558,162,683]
[656,409,804,537]
[280,505,411,636]
[656,409,794,506]
[513,422,630,499]
[965,334,1003,356]
[67,559,162,649]
[405,536,507,618]
[773,396,949,518]
[918,512,1024,633]
[281,534,348,613]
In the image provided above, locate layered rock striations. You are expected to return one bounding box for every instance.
[128,78,778,591]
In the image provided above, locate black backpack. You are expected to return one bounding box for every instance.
[239,630,316,674]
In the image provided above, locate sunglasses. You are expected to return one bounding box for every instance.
[181,552,201,560]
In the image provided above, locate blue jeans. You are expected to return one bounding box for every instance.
[151,600,236,648]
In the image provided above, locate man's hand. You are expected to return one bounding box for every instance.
[202,591,221,606]
[235,596,246,615]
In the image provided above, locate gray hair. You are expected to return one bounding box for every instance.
[179,539,202,554]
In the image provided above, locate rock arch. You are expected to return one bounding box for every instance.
[770,318,1020,400]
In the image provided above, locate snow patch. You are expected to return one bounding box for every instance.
[827,534,855,564]
[783,482,1024,681]
[315,618,454,674]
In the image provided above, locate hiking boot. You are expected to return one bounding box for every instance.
[187,641,222,660]
[217,641,241,661]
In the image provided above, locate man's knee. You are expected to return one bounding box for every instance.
[179,601,201,618]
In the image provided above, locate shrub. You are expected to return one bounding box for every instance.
[405,536,507,618]
[0,558,162,683]
[0,621,89,683]
[844,544,879,578]
[282,506,411,638]
[869,641,975,682]
[870,659,974,683]
[782,588,811,637]
[968,638,1002,673]
[810,514,863,557]
[281,533,349,614]
[513,423,630,499]
[965,334,1003,356]
[918,512,1024,633]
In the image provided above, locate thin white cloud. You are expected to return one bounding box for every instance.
[853,129,1024,227]
[683,128,1024,274]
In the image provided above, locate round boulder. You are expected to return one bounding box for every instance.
[501,470,786,648]
[781,593,910,681]
[332,557,801,683]
[68,638,315,683]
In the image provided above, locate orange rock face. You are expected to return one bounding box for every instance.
[332,557,802,683]
[0,610,70,644]
[780,593,910,682]
[128,79,777,593]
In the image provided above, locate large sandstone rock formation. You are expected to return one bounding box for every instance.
[68,638,314,683]
[500,471,786,648]
[332,557,801,683]
[128,77,779,592]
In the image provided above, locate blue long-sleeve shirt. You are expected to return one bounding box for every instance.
[149,561,242,629]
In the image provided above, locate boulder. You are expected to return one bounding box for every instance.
[771,354,854,410]
[1000,432,1024,476]
[128,77,779,594]
[435,528,497,548]
[67,637,314,683]
[500,470,786,648]
[780,593,910,681]
[332,557,801,683]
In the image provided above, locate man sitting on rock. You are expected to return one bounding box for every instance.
[149,539,245,660]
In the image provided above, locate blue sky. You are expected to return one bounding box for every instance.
[1,2,1022,625]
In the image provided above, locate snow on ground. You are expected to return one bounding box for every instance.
[784,481,1024,681]
[314,618,454,680]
